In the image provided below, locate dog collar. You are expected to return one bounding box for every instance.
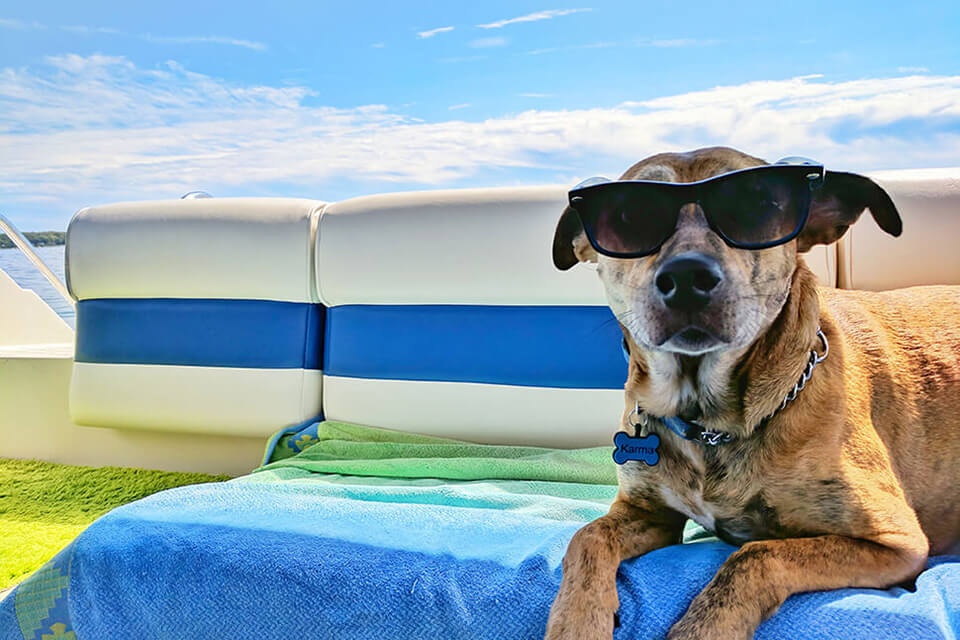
[621,327,829,446]
[627,407,734,446]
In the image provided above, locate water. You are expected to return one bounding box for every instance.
[0,245,75,326]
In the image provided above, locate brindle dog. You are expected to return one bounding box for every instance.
[545,147,960,640]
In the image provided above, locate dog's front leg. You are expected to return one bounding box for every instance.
[545,497,685,640]
[667,531,929,640]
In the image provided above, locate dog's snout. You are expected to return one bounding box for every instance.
[654,252,724,312]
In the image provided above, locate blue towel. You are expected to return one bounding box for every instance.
[2,473,958,640]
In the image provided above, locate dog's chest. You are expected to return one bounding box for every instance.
[620,444,778,545]
[658,484,721,532]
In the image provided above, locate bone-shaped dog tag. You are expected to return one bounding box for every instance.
[612,431,660,466]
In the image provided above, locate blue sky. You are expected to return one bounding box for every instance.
[2,1,959,229]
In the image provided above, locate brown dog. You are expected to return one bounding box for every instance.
[545,147,960,640]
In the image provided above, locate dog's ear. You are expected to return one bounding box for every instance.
[552,205,598,270]
[796,171,902,252]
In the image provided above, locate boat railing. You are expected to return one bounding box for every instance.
[0,213,75,310]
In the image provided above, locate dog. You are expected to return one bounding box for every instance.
[545,146,960,640]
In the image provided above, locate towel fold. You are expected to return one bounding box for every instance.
[259,419,619,485]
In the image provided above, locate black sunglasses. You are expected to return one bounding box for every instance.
[568,159,825,259]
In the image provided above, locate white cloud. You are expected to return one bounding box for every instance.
[141,34,266,51]
[60,25,122,35]
[646,38,722,47]
[439,55,488,63]
[477,8,591,29]
[0,17,45,29]
[1,18,264,50]
[448,103,471,110]
[371,42,386,48]
[468,36,507,48]
[897,66,929,73]
[527,41,615,55]
[2,56,960,224]
[417,26,454,39]
[527,38,714,55]
[519,93,552,98]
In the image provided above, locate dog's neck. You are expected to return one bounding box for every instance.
[624,259,822,439]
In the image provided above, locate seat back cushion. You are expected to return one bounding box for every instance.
[67,198,325,437]
[316,187,835,447]
[840,169,960,290]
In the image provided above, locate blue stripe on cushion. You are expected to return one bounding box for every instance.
[75,299,324,369]
[324,305,627,389]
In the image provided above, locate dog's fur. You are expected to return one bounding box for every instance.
[545,147,960,640]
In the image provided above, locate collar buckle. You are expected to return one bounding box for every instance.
[699,429,734,446]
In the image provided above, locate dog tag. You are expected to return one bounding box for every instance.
[612,432,660,466]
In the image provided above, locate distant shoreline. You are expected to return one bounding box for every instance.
[0,232,65,249]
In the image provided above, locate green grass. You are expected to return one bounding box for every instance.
[0,458,229,589]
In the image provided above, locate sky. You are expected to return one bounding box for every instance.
[1,1,959,229]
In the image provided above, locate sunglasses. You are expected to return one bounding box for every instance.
[568,159,825,259]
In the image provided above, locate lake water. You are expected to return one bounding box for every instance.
[0,245,75,326]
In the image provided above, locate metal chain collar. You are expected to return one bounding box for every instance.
[759,326,829,425]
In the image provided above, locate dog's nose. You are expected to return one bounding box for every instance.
[654,252,724,312]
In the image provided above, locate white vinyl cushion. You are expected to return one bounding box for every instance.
[322,375,625,448]
[71,363,322,437]
[803,244,836,287]
[842,169,960,290]
[316,186,608,305]
[68,198,324,302]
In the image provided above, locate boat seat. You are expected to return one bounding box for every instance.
[66,198,325,437]
[63,187,837,444]
[314,186,835,448]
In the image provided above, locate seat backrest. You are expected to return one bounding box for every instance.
[840,169,960,290]
[315,186,835,447]
[67,198,324,437]
[61,186,839,447]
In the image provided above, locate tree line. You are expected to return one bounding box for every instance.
[0,231,65,249]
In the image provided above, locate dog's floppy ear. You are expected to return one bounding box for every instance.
[797,171,902,252]
[552,205,598,270]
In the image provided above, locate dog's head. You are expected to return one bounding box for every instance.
[553,146,901,357]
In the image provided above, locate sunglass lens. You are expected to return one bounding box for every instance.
[705,170,808,247]
[575,186,678,256]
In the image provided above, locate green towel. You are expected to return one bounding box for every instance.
[253,420,713,542]
[244,421,621,525]
[258,420,619,485]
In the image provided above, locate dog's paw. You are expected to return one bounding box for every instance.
[544,615,614,640]
[543,598,615,640]
[667,622,748,640]
[666,606,754,640]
